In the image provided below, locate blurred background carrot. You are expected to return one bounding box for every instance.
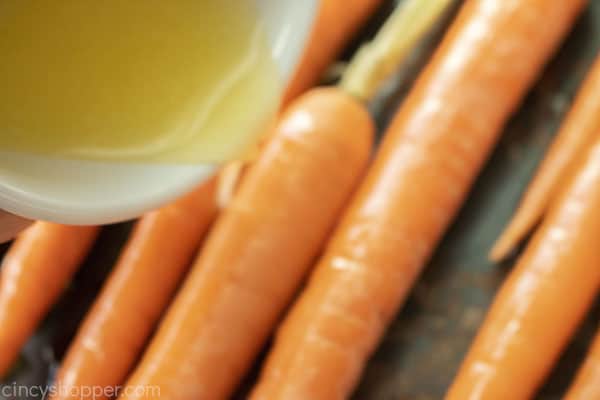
[49,181,218,400]
[0,223,99,377]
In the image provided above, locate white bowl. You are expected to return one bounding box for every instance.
[0,0,317,225]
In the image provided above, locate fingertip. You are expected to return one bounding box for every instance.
[0,211,33,244]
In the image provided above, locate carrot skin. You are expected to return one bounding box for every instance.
[282,0,384,104]
[250,0,587,399]
[447,137,600,400]
[119,88,373,400]
[490,54,600,261]
[0,223,99,377]
[564,329,600,400]
[49,181,218,400]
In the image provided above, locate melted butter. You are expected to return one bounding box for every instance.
[0,0,280,163]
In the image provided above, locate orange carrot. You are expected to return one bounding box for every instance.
[282,0,384,105]
[564,328,600,400]
[490,54,600,262]
[249,1,586,399]
[447,134,600,399]
[49,180,218,400]
[118,88,373,400]
[0,222,99,377]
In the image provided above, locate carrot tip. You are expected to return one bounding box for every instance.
[488,213,538,262]
[489,235,516,263]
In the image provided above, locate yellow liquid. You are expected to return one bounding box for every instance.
[0,0,280,163]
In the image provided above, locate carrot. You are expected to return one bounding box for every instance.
[447,134,600,400]
[118,2,453,397]
[118,88,373,400]
[490,54,600,262]
[48,180,218,400]
[564,328,600,400]
[249,1,586,399]
[282,0,384,105]
[0,222,99,377]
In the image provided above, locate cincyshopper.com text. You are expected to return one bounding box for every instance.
[0,383,161,399]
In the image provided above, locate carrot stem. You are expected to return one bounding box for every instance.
[340,0,454,100]
[281,0,385,105]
